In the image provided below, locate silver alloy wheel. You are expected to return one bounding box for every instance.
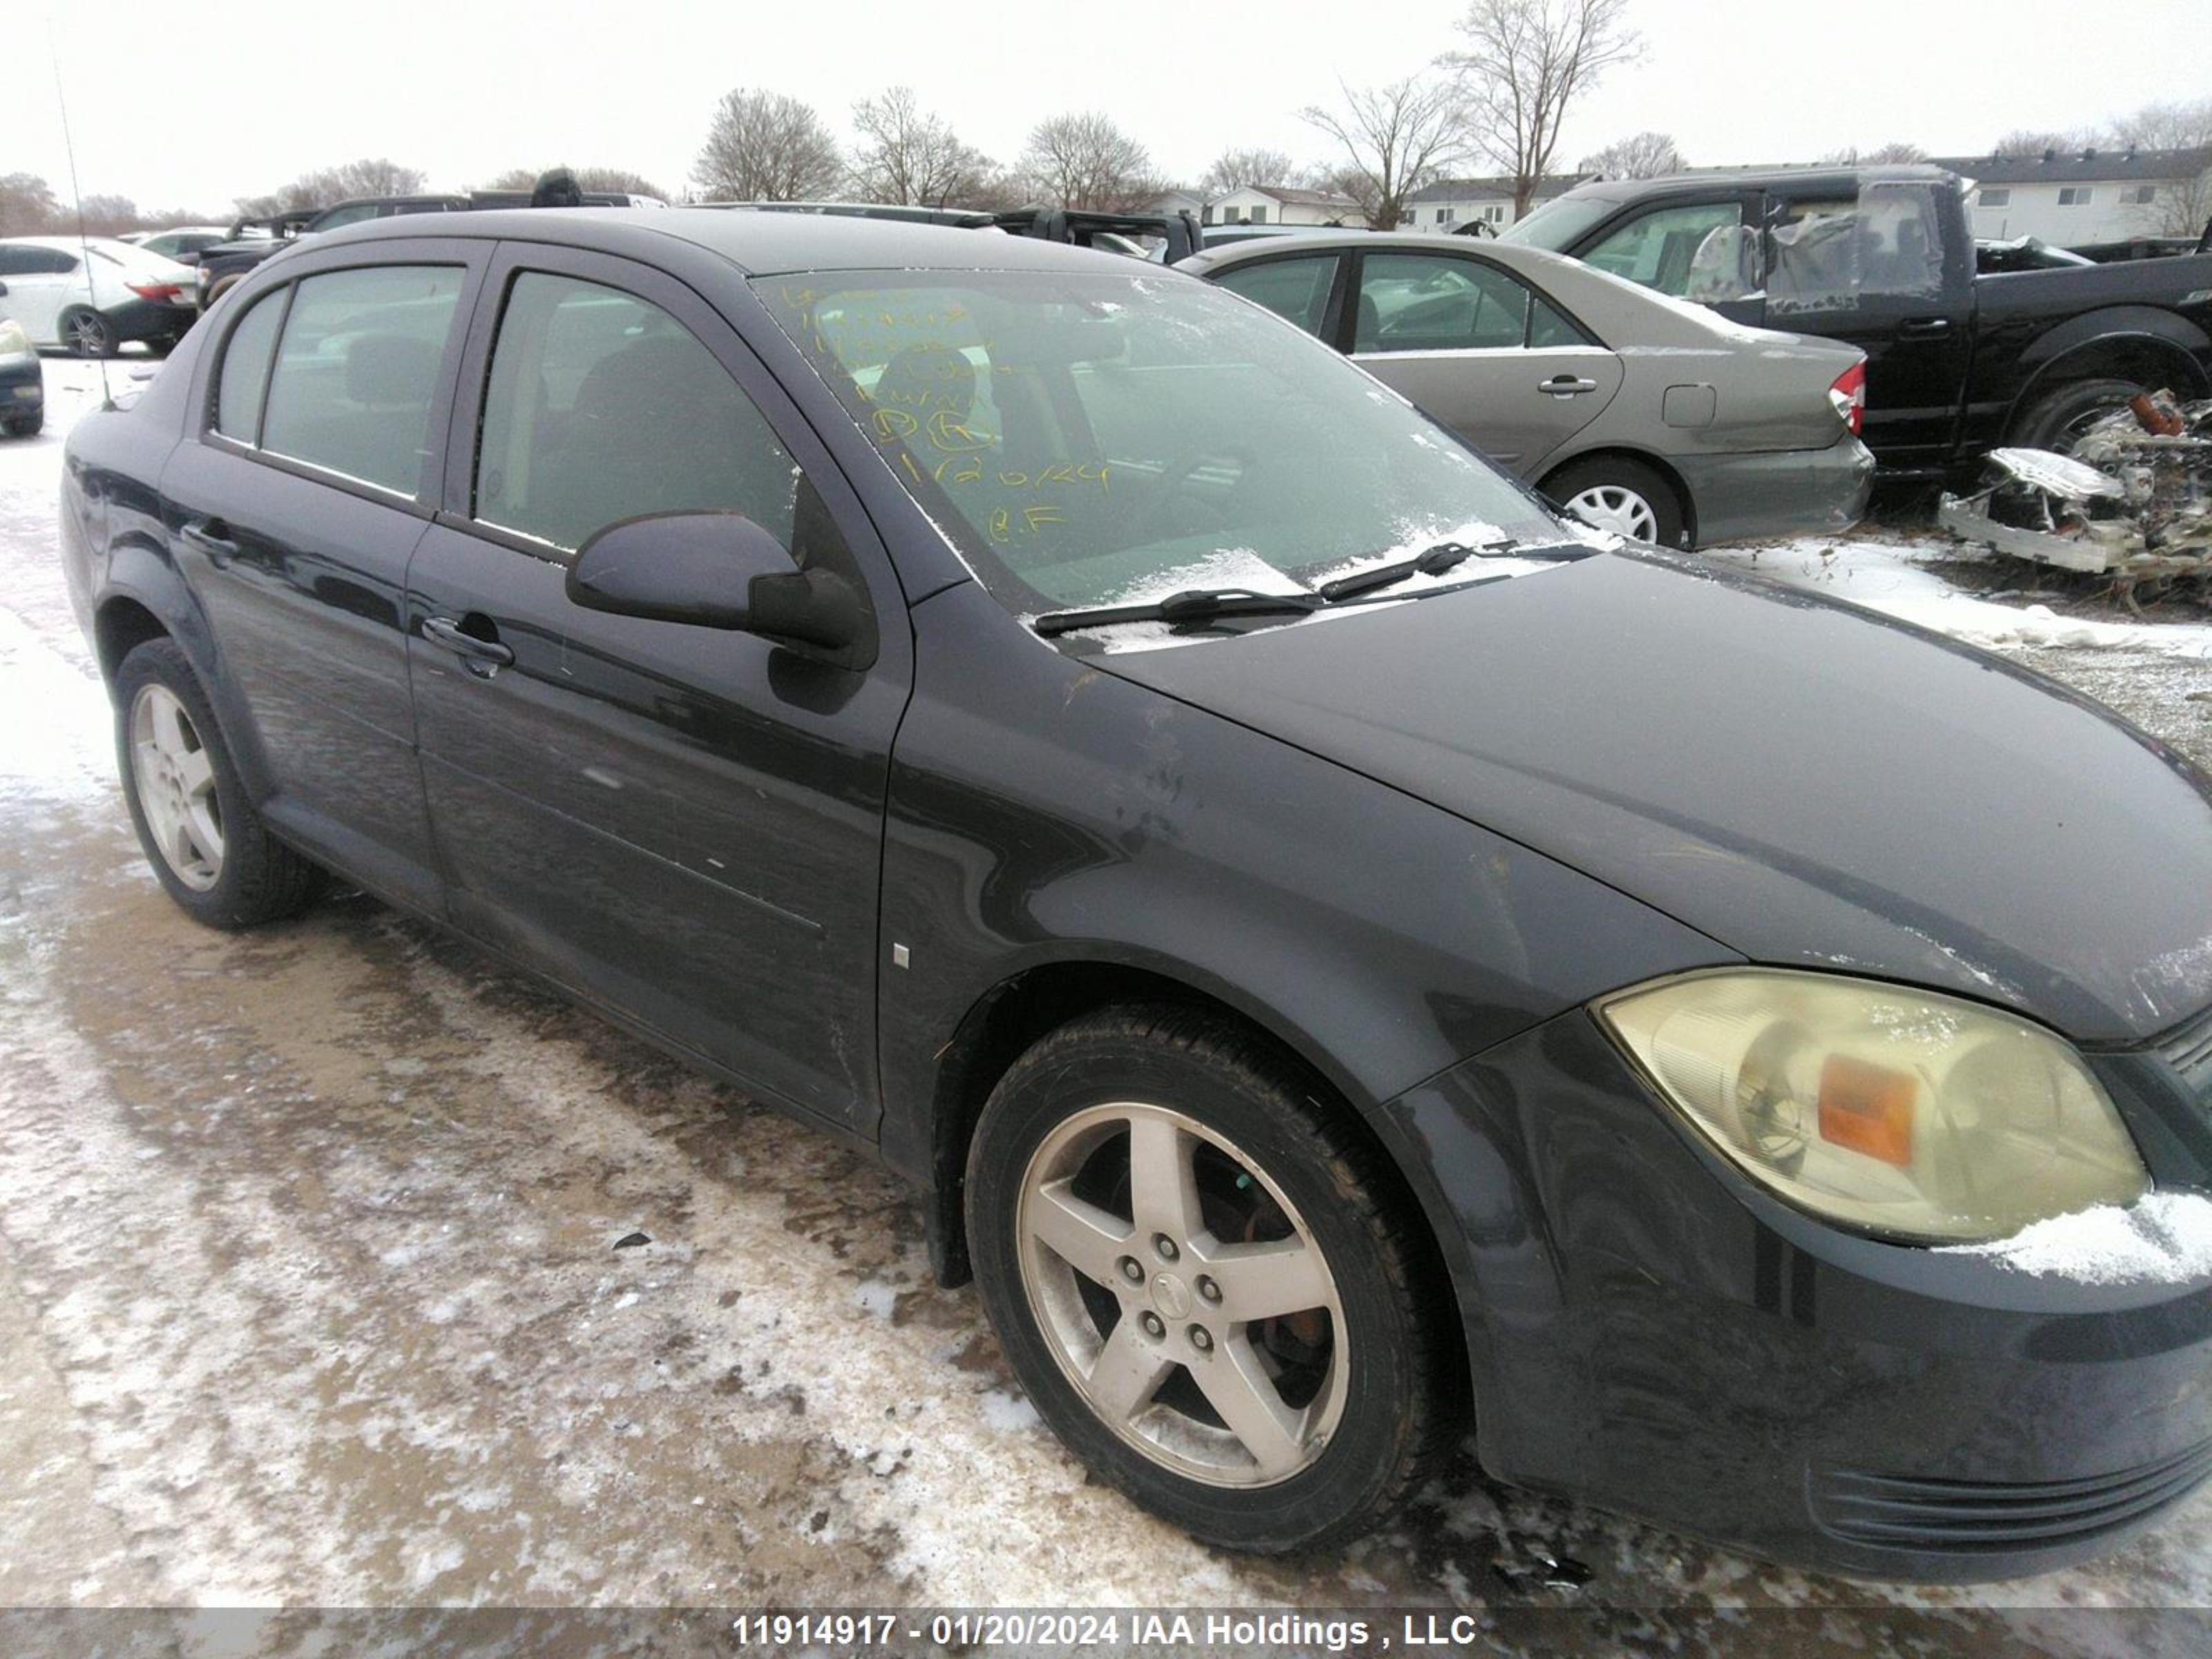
[66,311,110,358]
[1015,1100,1348,1487]
[1564,482,1659,541]
[129,684,224,890]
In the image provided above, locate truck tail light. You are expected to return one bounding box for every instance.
[127,281,184,302]
[1828,361,1866,435]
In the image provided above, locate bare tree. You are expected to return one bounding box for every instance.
[850,86,994,206]
[1579,130,1684,179]
[1200,147,1298,196]
[2110,97,2212,153]
[235,158,427,216]
[1443,0,1642,218]
[480,165,671,200]
[693,88,845,202]
[1818,141,1929,165]
[1989,127,2100,158]
[1300,75,1465,229]
[0,173,60,234]
[1017,112,1161,211]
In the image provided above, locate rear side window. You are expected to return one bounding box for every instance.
[472,270,803,553]
[259,265,462,495]
[213,289,285,442]
[1212,256,1336,339]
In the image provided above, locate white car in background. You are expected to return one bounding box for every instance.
[0,236,198,358]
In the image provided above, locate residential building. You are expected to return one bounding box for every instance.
[1928,146,2212,245]
[1400,174,1587,232]
[1149,188,1206,221]
[1203,184,1367,227]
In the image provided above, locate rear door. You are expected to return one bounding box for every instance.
[1342,248,1622,476]
[404,242,910,1133]
[160,241,483,908]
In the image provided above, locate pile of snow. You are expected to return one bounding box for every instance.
[1703,536,2212,660]
[1941,1192,2212,1284]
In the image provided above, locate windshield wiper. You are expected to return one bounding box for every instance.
[1316,537,1583,601]
[1031,587,1324,638]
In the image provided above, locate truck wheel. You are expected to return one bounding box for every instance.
[2,410,41,438]
[1545,456,1689,549]
[113,639,326,928]
[966,1004,1458,1553]
[2013,377,2141,455]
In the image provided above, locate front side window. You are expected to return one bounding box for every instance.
[474,271,803,554]
[1211,256,1337,338]
[259,264,463,495]
[1579,201,1742,296]
[1353,254,1548,353]
[757,270,1562,619]
[214,288,286,442]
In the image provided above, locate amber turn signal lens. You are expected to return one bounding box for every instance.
[1817,1056,1915,1166]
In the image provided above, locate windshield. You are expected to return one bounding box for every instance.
[1499,194,1621,250]
[754,268,1562,626]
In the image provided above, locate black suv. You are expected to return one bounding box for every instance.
[58,207,2212,1578]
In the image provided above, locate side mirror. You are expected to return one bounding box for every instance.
[566,512,862,653]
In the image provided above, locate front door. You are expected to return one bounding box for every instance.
[404,244,910,1132]
[161,250,479,908]
[1346,249,1624,476]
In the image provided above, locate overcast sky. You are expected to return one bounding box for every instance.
[23,0,2211,215]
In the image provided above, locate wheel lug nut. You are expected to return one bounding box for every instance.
[1118,1257,1143,1284]
[1153,1234,1179,1262]
[1190,1325,1212,1353]
[1140,1311,1165,1338]
[1197,1275,1221,1304]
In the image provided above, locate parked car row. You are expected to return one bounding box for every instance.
[0,236,198,357]
[60,205,2212,1582]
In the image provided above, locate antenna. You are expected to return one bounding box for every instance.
[47,16,113,409]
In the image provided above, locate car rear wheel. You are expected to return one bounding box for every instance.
[114,639,325,928]
[1545,455,1688,549]
[2013,377,2143,456]
[61,307,115,359]
[966,1004,1456,1553]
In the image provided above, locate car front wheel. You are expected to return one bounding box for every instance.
[113,638,325,928]
[966,1005,1456,1553]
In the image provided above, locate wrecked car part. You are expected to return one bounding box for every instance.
[1940,391,2212,596]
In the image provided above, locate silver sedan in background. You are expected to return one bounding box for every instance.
[1183,234,1874,548]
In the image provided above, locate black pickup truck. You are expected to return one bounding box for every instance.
[1503,165,2212,479]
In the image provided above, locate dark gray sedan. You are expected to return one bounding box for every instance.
[1186,232,1875,548]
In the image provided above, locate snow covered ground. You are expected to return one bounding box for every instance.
[3,358,2211,1644]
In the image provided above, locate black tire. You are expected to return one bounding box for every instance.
[1544,453,1689,549]
[1,409,40,438]
[113,638,325,928]
[2012,377,2142,455]
[59,307,115,360]
[966,1004,1457,1553]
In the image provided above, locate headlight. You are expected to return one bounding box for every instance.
[1595,970,2147,1243]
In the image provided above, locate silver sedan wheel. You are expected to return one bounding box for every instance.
[129,684,224,890]
[1563,482,1659,541]
[1015,1100,1347,1488]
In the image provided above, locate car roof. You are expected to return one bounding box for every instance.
[312,205,1130,276]
[1551,163,1952,203]
[1191,229,1584,274]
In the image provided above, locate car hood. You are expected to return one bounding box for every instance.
[1098,551,2212,1044]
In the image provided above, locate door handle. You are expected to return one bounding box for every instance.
[180,517,237,568]
[422,615,516,671]
[1899,317,1952,339]
[1539,375,1600,396]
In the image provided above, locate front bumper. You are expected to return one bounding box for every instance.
[1676,433,1876,547]
[1385,1005,2212,1581]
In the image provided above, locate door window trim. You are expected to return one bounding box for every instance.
[1337,248,1605,355]
[191,237,490,521]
